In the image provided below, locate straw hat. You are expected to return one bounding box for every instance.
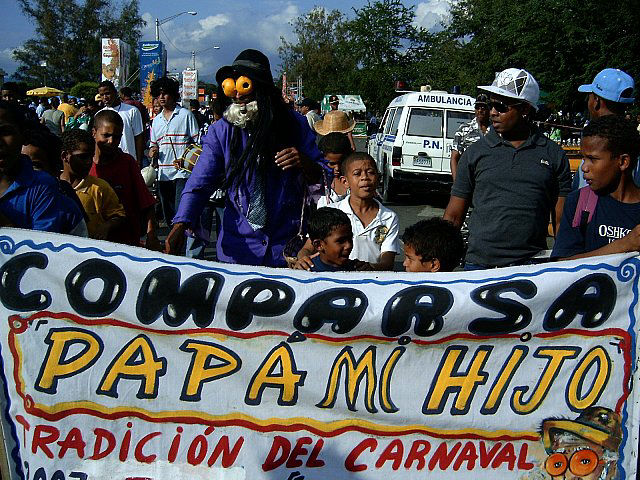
[314,110,355,135]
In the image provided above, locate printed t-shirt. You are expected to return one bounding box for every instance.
[89,151,155,246]
[328,195,401,263]
[74,175,127,239]
[99,102,144,160]
[551,190,640,258]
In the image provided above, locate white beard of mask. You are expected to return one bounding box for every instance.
[224,100,259,128]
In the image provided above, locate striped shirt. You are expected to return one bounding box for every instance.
[150,105,200,181]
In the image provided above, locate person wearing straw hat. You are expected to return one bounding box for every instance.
[314,110,356,151]
[167,49,329,267]
[540,406,622,480]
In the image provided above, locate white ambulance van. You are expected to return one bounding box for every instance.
[368,90,475,201]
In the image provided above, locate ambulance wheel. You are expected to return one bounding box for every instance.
[382,167,398,203]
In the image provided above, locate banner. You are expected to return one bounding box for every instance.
[182,69,198,101]
[139,41,166,109]
[101,39,130,89]
[0,228,638,480]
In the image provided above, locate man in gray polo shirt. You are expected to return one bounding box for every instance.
[444,68,572,268]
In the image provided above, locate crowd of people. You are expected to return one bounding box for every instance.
[1,50,640,275]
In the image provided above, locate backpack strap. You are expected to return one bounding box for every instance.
[572,186,599,234]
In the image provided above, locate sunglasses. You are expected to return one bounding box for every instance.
[545,449,603,477]
[488,100,523,113]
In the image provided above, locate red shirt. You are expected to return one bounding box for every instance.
[89,151,155,246]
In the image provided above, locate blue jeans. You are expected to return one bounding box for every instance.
[158,178,188,226]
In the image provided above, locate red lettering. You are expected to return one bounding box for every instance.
[91,428,116,460]
[479,441,502,468]
[167,427,183,463]
[517,443,534,470]
[375,439,404,470]
[135,432,162,463]
[286,437,312,468]
[119,422,133,462]
[57,427,86,459]
[491,443,517,470]
[262,436,291,472]
[404,440,431,470]
[345,438,377,472]
[428,442,461,471]
[32,424,60,459]
[453,441,477,471]
[307,439,325,468]
[208,436,245,468]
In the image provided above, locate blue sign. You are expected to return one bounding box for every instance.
[139,41,166,107]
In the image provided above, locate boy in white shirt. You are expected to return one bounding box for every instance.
[295,152,401,270]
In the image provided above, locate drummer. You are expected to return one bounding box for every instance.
[148,76,200,228]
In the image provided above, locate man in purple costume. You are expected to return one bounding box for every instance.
[166,49,328,267]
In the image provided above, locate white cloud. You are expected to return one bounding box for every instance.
[250,3,300,53]
[0,48,20,77]
[414,1,452,32]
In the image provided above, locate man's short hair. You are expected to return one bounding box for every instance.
[583,115,640,166]
[402,218,465,272]
[93,109,124,129]
[340,152,377,176]
[24,127,62,172]
[150,77,179,99]
[98,80,116,92]
[189,99,200,109]
[318,132,352,156]
[119,86,133,98]
[308,207,351,242]
[61,129,95,153]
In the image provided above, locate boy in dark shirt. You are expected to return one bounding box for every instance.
[552,116,640,259]
[307,207,354,272]
[402,217,465,272]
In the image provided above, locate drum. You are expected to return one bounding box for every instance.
[179,143,203,173]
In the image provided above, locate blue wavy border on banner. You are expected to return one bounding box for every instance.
[0,234,638,479]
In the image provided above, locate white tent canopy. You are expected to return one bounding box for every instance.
[321,94,366,113]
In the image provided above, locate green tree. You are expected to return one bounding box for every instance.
[14,0,145,89]
[70,81,100,100]
[278,7,355,101]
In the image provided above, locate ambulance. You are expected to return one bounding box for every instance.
[368,90,476,201]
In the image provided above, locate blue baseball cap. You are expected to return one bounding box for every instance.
[578,68,635,104]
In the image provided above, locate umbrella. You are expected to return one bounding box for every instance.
[26,86,64,97]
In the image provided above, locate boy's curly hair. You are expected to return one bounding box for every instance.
[583,115,640,166]
[402,218,464,272]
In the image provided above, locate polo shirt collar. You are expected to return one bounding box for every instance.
[485,126,546,149]
[163,105,182,121]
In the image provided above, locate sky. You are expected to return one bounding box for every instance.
[0,0,451,84]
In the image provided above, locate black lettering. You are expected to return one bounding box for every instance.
[136,267,223,327]
[293,288,367,333]
[469,280,536,335]
[65,259,125,317]
[381,286,452,337]
[0,252,51,311]
[544,273,616,331]
[226,279,295,330]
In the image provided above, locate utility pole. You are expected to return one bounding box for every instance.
[191,51,196,70]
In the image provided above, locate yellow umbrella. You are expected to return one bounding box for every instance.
[26,86,64,97]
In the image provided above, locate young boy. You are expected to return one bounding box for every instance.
[0,101,85,234]
[317,132,352,207]
[296,152,401,270]
[402,217,465,272]
[59,129,126,240]
[307,207,354,272]
[552,115,640,259]
[90,109,160,250]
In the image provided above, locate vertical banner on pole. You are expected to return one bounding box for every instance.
[139,41,166,108]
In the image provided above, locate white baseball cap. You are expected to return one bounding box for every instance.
[479,68,540,110]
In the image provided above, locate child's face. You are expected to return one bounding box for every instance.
[580,135,625,192]
[64,142,94,179]
[342,158,378,199]
[403,244,438,272]
[317,224,353,267]
[325,153,343,177]
[0,109,23,175]
[93,122,123,157]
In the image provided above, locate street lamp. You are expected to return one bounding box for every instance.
[155,11,197,41]
[191,46,220,70]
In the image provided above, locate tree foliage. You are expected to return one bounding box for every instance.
[70,81,100,100]
[14,0,145,89]
[280,0,640,113]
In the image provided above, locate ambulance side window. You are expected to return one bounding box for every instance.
[384,108,397,135]
[446,111,475,138]
[389,107,404,135]
[406,108,443,137]
[378,109,391,134]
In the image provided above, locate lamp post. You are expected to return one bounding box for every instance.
[155,11,197,41]
[191,46,220,70]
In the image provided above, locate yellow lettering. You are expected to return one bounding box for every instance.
[567,347,610,410]
[481,346,528,414]
[380,347,405,413]
[180,340,241,401]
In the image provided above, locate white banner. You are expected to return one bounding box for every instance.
[0,229,638,480]
[182,70,198,101]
